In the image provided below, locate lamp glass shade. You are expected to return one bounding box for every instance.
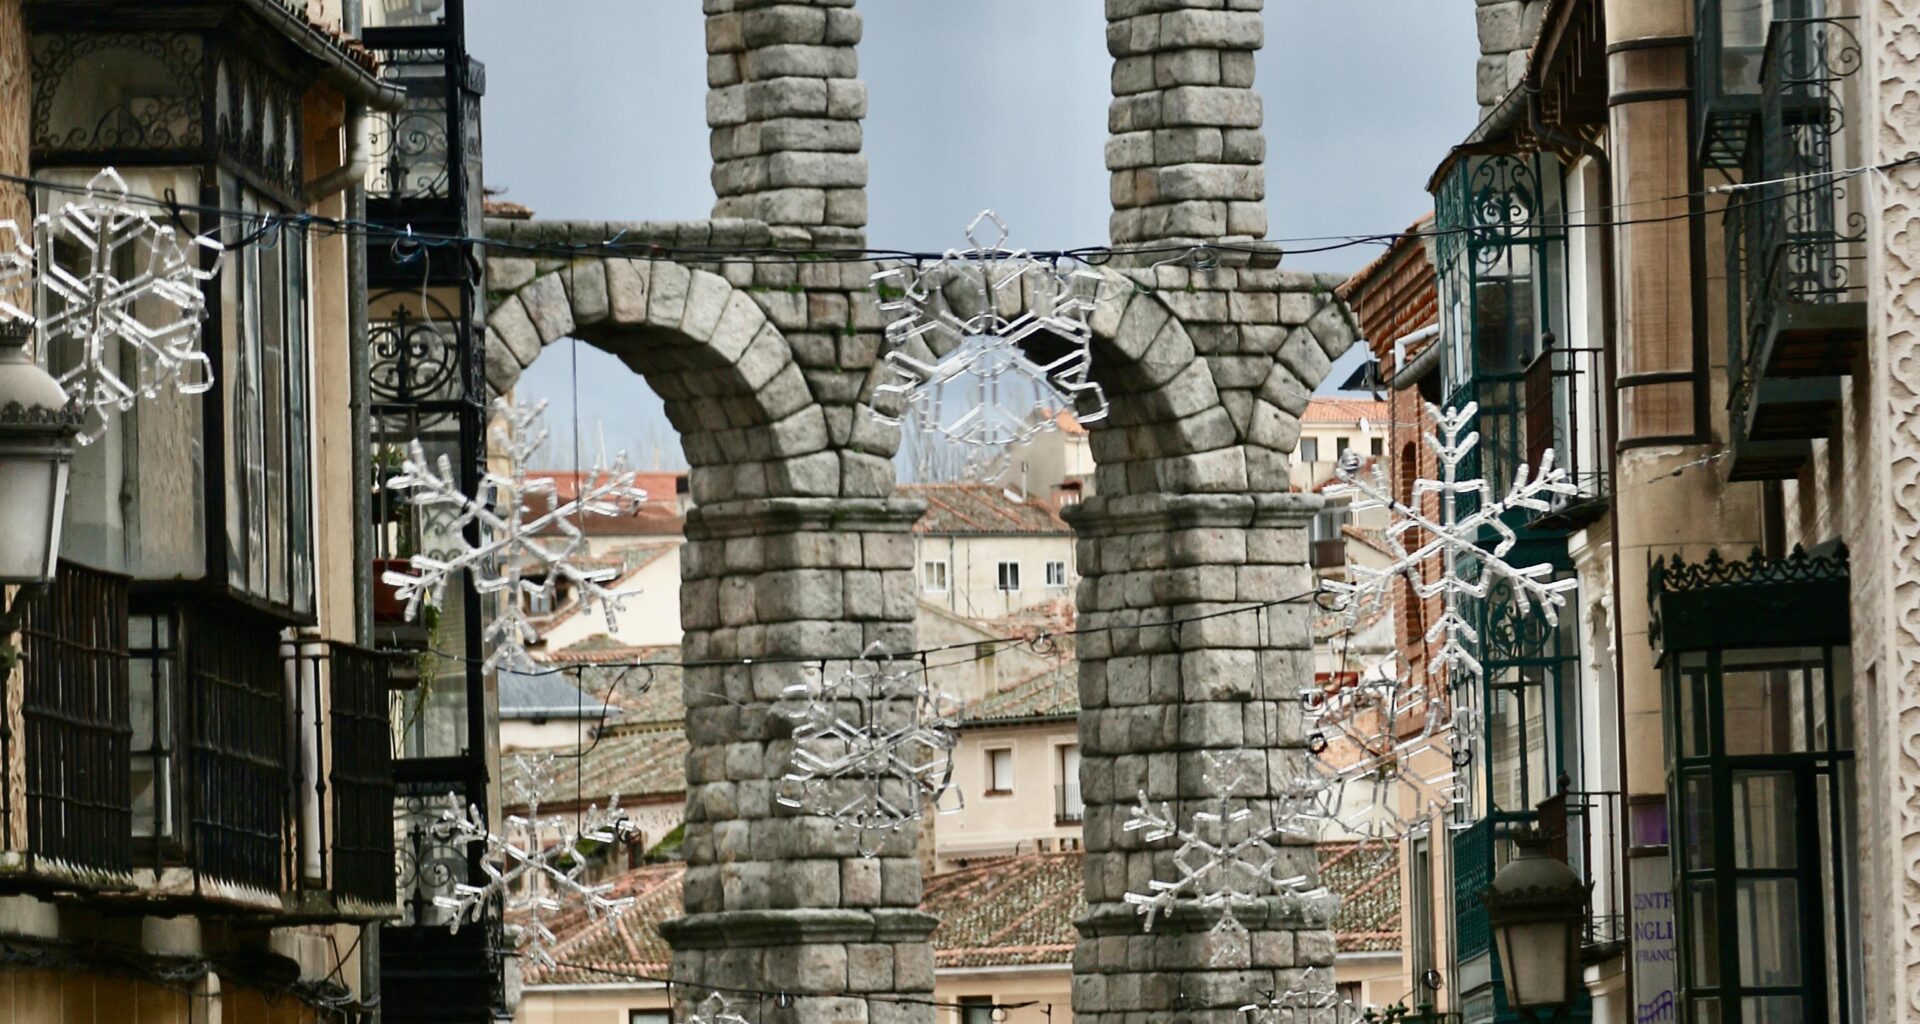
[1494,917,1577,1010]
[0,452,68,584]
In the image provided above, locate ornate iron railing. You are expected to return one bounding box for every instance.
[283,638,397,910]
[1523,343,1610,522]
[1727,16,1865,411]
[12,561,132,882]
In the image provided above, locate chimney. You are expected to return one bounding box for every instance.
[1105,0,1269,251]
[705,0,868,249]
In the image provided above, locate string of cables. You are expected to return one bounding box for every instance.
[1,154,1912,267]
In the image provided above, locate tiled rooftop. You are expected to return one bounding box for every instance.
[522,844,1400,985]
[967,663,1078,722]
[901,483,1071,535]
[1301,397,1390,425]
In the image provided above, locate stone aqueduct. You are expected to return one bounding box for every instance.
[480,2,1360,1021]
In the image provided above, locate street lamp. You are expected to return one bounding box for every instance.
[0,319,80,668]
[1479,830,1590,1023]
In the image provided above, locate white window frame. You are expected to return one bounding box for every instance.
[1045,560,1068,588]
[922,558,949,593]
[996,561,1021,592]
[1299,436,1320,463]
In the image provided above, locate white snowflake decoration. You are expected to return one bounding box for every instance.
[777,643,964,857]
[433,753,642,968]
[1299,655,1473,842]
[1122,749,1336,967]
[870,210,1110,482]
[1240,967,1385,1024]
[0,168,223,444]
[382,397,650,672]
[1321,401,1578,687]
[685,992,752,1024]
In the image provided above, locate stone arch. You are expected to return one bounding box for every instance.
[1083,267,1360,497]
[484,257,862,504]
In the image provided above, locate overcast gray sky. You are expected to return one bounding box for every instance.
[467,1,1479,471]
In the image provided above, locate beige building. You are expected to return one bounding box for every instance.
[907,483,1079,623]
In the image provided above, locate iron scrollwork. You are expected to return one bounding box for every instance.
[216,49,305,199]
[394,782,471,927]
[31,32,205,156]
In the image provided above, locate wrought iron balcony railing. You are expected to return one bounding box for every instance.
[3,561,134,889]
[285,638,399,915]
[1523,342,1610,528]
[1538,788,1629,958]
[1725,17,1865,478]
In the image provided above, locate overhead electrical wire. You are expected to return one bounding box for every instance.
[0,154,1910,268]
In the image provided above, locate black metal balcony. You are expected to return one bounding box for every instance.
[1726,17,1866,480]
[1523,341,1610,529]
[182,601,288,898]
[1055,784,1084,825]
[3,561,134,889]
[284,638,399,916]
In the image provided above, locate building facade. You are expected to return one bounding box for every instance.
[1341,1,1920,1022]
[0,0,408,1020]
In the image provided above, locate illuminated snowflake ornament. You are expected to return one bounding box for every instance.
[382,397,651,672]
[1122,750,1336,967]
[685,992,752,1024]
[870,210,1110,482]
[1299,655,1473,842]
[1320,401,1578,688]
[433,753,642,968]
[1240,967,1387,1024]
[0,168,224,443]
[777,643,964,857]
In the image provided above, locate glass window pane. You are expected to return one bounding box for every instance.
[1680,667,1712,757]
[1740,996,1802,1024]
[1736,877,1801,986]
[1691,997,1721,1024]
[1731,771,1796,869]
[1683,771,1716,870]
[1489,686,1525,811]
[1689,880,1721,987]
[1723,667,1796,756]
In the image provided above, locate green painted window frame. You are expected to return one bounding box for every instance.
[1665,644,1859,1024]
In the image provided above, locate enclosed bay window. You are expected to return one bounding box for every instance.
[1433,150,1568,508]
[225,187,316,614]
[1652,545,1859,1024]
[1482,571,1579,819]
[35,169,208,580]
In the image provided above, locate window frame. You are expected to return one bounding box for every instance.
[984,747,1014,797]
[1665,643,1857,1024]
[1044,560,1068,589]
[995,561,1020,593]
[923,558,949,593]
[1299,436,1320,463]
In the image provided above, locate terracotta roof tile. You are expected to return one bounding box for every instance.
[901,483,1070,535]
[968,663,1078,722]
[1301,398,1390,425]
[524,845,1400,985]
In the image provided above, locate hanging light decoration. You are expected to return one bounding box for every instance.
[0,168,223,444]
[776,643,964,857]
[382,397,651,672]
[869,210,1110,483]
[1319,402,1578,688]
